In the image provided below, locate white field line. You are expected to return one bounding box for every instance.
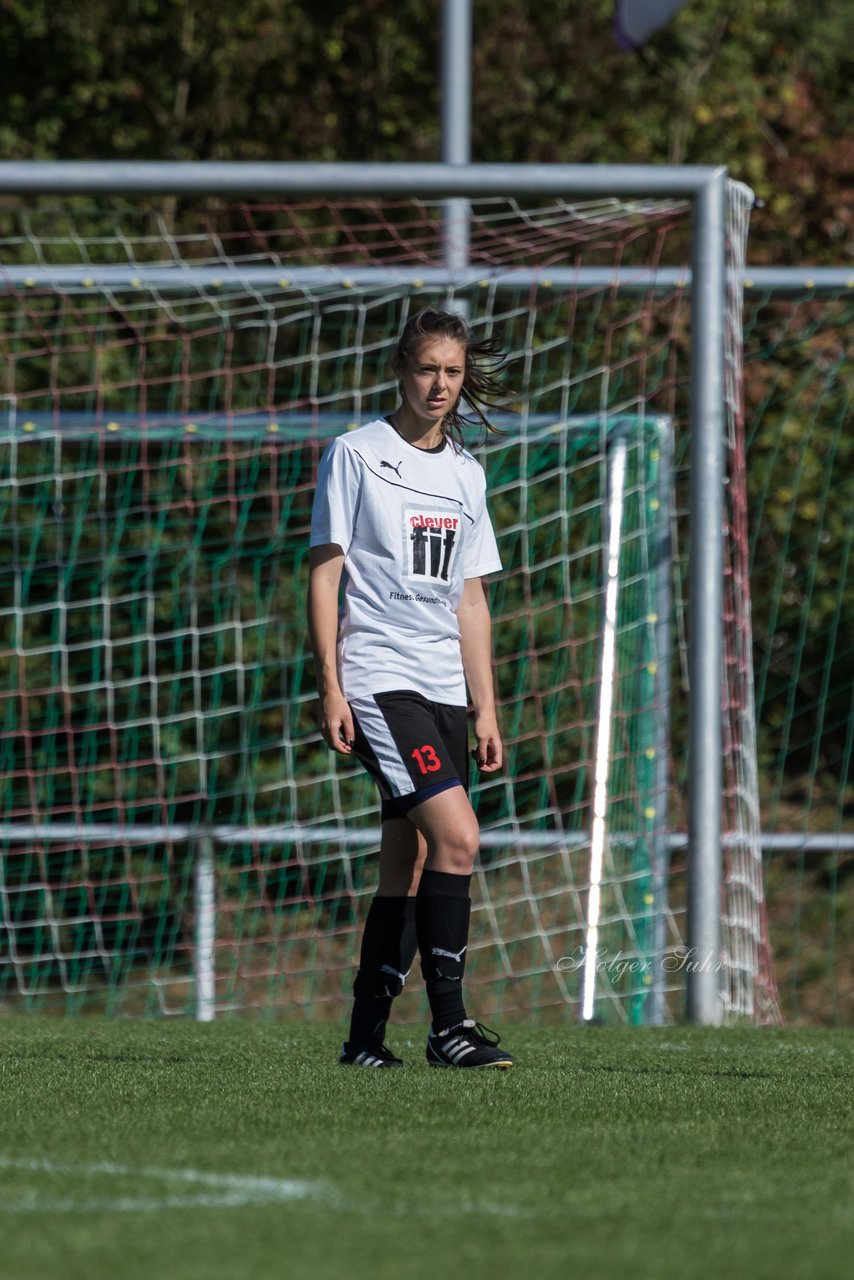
[0,1157,331,1213]
[0,1156,521,1218]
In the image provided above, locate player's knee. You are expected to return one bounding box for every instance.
[439,822,480,874]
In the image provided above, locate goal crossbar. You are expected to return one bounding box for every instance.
[1,267,847,295]
[0,160,726,199]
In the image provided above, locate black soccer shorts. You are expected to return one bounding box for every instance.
[349,690,469,821]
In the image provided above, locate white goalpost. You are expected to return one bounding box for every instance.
[580,434,629,1023]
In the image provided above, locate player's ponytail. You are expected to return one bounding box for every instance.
[393,308,511,449]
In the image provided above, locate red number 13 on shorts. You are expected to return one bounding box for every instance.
[411,744,442,774]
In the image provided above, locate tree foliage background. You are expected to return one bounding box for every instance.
[0,0,851,263]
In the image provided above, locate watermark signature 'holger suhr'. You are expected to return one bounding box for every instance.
[554,946,724,980]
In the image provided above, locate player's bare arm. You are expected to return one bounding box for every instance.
[307,543,354,754]
[456,575,503,773]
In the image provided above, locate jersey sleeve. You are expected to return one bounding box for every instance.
[310,437,362,552]
[464,478,502,578]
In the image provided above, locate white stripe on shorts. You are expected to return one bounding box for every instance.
[349,694,415,799]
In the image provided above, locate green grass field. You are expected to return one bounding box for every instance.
[0,1021,850,1280]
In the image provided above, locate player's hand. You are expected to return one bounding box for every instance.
[472,712,503,773]
[318,691,355,755]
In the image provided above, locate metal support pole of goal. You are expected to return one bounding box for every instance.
[441,0,472,314]
[193,836,216,1022]
[647,421,675,1026]
[686,169,727,1025]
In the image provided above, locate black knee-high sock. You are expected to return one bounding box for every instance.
[416,868,472,1033]
[347,895,418,1049]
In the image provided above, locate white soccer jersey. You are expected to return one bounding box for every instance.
[310,418,502,705]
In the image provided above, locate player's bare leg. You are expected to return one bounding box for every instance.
[405,785,480,876]
[340,819,424,1066]
[342,790,512,1069]
[377,818,427,896]
[405,786,514,1068]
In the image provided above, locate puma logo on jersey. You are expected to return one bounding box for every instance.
[405,509,460,582]
[380,459,403,478]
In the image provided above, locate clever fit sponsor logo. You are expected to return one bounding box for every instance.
[404,509,459,583]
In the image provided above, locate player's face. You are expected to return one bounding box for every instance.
[399,338,466,428]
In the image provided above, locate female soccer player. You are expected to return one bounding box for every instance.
[308,307,514,1069]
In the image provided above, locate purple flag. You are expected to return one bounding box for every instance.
[615,0,692,50]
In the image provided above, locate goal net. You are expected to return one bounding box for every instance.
[0,188,779,1023]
